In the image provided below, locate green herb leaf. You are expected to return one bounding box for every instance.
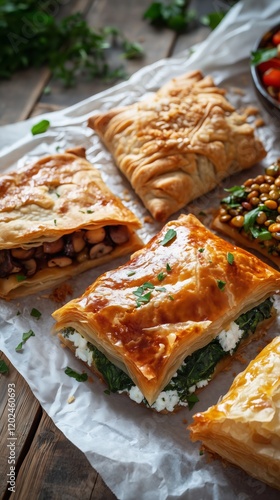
[157,272,166,281]
[30,308,42,320]
[251,47,278,66]
[198,248,205,253]
[155,286,167,292]
[127,271,136,277]
[160,228,177,246]
[143,0,196,32]
[186,393,199,410]
[31,119,50,135]
[217,279,226,291]
[200,11,226,30]
[64,366,88,382]
[166,263,172,272]
[227,252,234,265]
[16,274,26,282]
[15,330,35,351]
[0,359,9,374]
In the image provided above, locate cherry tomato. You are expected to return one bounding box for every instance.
[272,30,280,46]
[258,57,280,73]
[262,68,280,87]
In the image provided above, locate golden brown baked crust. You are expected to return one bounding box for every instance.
[88,70,267,222]
[52,213,280,406]
[189,335,280,491]
[0,148,143,299]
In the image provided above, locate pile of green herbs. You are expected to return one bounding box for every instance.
[0,0,143,86]
[62,297,273,410]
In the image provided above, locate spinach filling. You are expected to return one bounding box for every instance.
[62,297,273,409]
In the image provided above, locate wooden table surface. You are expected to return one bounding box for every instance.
[0,1,215,498]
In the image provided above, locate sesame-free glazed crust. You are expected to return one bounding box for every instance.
[52,214,280,405]
[189,335,280,491]
[0,148,142,299]
[88,70,266,222]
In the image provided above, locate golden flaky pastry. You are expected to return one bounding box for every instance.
[52,214,280,408]
[189,335,280,491]
[0,148,142,300]
[88,70,266,222]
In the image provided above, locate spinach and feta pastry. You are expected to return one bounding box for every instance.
[52,214,280,412]
[0,147,142,299]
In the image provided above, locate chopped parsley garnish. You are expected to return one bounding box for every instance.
[198,248,205,253]
[127,271,136,277]
[0,359,9,374]
[86,209,94,214]
[155,287,167,292]
[160,228,177,246]
[227,252,234,265]
[31,119,50,135]
[157,272,166,281]
[54,219,57,225]
[15,330,35,352]
[55,192,60,198]
[217,279,226,291]
[30,308,42,320]
[64,366,88,382]
[168,295,174,301]
[166,263,172,272]
[16,274,26,282]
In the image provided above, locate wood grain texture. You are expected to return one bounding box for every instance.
[0,352,41,499]
[13,411,116,500]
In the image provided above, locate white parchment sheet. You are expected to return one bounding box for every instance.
[1,1,280,498]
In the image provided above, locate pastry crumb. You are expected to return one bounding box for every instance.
[67,395,75,404]
[49,283,73,303]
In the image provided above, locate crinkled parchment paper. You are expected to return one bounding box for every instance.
[1,1,280,498]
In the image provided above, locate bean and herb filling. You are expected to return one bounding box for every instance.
[218,159,280,256]
[0,225,129,281]
[62,297,273,410]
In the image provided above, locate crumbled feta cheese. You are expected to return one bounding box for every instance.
[217,322,243,355]
[64,331,93,366]
[151,391,180,412]
[128,386,144,404]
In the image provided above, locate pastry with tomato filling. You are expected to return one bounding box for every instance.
[0,148,142,299]
[212,159,280,268]
[52,214,280,413]
[189,335,280,491]
[88,70,266,222]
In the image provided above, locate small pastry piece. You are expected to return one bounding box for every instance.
[88,70,266,222]
[212,158,280,268]
[52,214,280,412]
[0,148,143,299]
[189,335,280,491]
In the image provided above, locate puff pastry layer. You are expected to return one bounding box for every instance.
[189,335,280,491]
[0,148,142,299]
[52,213,280,405]
[88,70,266,222]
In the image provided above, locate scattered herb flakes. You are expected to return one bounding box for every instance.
[168,295,175,301]
[217,280,226,291]
[15,330,35,352]
[31,119,50,136]
[166,263,172,272]
[86,209,94,214]
[160,228,177,246]
[30,308,42,320]
[227,252,234,265]
[54,219,57,226]
[155,286,167,292]
[127,271,136,277]
[186,393,199,410]
[55,192,61,198]
[16,274,26,282]
[198,248,205,253]
[157,271,166,281]
[0,359,9,374]
[65,366,88,382]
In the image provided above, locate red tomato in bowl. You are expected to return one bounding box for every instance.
[262,68,280,87]
[272,30,280,46]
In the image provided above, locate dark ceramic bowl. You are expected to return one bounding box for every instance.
[250,23,280,121]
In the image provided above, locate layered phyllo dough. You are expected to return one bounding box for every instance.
[52,214,280,412]
[189,335,280,491]
[88,70,266,222]
[0,148,142,299]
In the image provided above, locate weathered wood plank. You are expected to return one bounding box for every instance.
[0,352,41,499]
[13,410,116,499]
[37,0,176,111]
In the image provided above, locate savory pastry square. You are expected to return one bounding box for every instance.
[88,70,266,222]
[0,148,143,299]
[189,335,280,491]
[212,158,280,268]
[52,213,280,412]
